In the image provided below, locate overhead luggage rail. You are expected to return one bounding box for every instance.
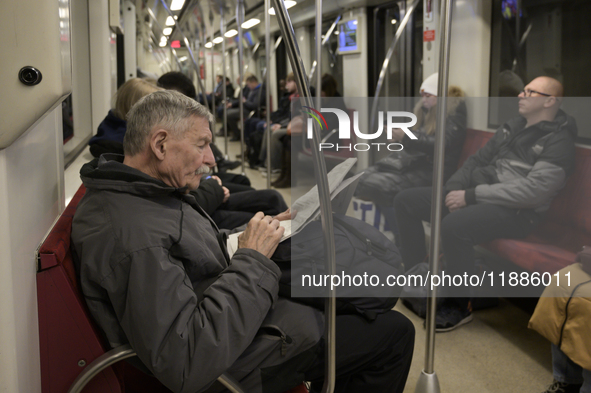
[271,0,337,391]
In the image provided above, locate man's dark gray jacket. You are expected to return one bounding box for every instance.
[71,155,323,393]
[446,109,577,213]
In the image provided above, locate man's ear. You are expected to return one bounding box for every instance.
[544,96,558,108]
[150,129,169,161]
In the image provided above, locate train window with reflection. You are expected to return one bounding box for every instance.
[309,17,344,96]
[489,0,591,142]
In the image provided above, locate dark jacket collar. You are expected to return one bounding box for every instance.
[80,154,189,197]
[507,109,578,138]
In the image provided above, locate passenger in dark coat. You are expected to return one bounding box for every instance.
[72,90,415,393]
[88,78,160,158]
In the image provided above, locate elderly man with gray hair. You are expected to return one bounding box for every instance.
[72,90,414,393]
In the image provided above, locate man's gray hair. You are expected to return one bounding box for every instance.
[124,90,212,156]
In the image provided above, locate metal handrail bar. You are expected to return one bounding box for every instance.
[147,33,174,72]
[415,0,454,392]
[221,6,229,155]
[259,34,283,186]
[307,15,341,82]
[368,0,420,135]
[264,0,272,188]
[68,344,244,393]
[157,0,212,113]
[237,0,246,174]
[68,345,135,393]
[271,1,336,392]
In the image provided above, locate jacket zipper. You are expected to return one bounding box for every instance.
[259,325,292,356]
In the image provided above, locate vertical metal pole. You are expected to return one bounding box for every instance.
[221,7,229,156]
[157,0,210,112]
[415,0,454,391]
[315,0,322,110]
[264,0,272,188]
[313,4,335,393]
[194,40,203,98]
[369,0,420,135]
[209,22,217,146]
[237,0,246,174]
[271,2,336,393]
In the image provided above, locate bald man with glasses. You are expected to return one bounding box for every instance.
[393,76,577,331]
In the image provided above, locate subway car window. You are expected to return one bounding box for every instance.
[489,0,591,140]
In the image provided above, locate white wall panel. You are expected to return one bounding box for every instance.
[0,0,71,149]
[89,0,116,134]
[0,106,64,393]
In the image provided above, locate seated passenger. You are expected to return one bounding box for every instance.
[88,78,160,158]
[272,73,347,188]
[216,75,251,128]
[355,73,467,236]
[225,75,266,141]
[198,74,235,108]
[249,72,304,170]
[71,90,415,393]
[394,76,577,331]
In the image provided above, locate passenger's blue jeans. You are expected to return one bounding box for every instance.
[552,344,591,392]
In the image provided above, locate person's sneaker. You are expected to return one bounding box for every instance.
[261,169,281,177]
[541,380,583,393]
[434,303,473,332]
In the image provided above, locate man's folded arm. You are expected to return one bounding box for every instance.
[110,246,281,393]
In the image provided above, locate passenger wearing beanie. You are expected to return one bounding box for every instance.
[355,73,468,233]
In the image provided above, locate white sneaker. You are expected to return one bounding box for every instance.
[261,169,281,178]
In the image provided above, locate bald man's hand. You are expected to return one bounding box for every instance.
[238,212,284,258]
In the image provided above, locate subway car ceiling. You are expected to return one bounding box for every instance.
[148,0,383,49]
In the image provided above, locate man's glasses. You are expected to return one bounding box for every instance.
[521,88,552,97]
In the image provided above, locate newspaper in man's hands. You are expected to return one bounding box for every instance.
[226,158,360,258]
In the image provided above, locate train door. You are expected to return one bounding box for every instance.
[368,0,423,164]
[370,0,423,99]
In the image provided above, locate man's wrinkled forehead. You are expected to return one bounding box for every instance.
[192,116,213,143]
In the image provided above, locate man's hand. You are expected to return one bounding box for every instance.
[271,123,282,132]
[273,208,296,222]
[226,102,232,108]
[288,116,304,136]
[222,186,230,203]
[445,190,467,212]
[238,212,284,258]
[210,175,223,186]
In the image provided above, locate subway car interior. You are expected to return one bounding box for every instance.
[2,0,591,392]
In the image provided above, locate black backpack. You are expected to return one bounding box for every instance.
[272,215,404,320]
